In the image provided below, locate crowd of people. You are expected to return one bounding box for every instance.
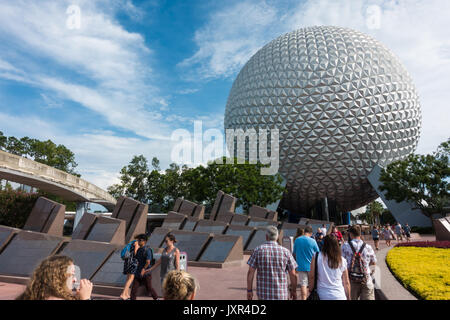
[372,222,412,249]
[15,220,413,301]
[247,225,377,300]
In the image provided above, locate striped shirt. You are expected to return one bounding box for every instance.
[247,241,298,300]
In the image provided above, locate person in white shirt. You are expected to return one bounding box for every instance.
[341,226,377,300]
[320,224,328,236]
[309,234,351,300]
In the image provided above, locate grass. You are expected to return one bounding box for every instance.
[386,247,450,300]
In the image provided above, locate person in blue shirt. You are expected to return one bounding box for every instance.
[316,233,325,251]
[293,226,320,300]
[130,234,158,300]
[403,223,412,242]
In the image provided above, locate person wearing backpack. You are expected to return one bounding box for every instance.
[129,234,158,300]
[341,226,377,300]
[119,237,139,300]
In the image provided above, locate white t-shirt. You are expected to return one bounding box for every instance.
[320,227,327,235]
[316,253,348,300]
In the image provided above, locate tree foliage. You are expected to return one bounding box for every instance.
[0,131,79,176]
[357,200,384,224]
[108,155,285,213]
[379,138,450,219]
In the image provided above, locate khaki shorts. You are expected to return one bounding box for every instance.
[350,281,375,300]
[298,271,309,287]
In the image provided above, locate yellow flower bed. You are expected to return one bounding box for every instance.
[386,247,450,300]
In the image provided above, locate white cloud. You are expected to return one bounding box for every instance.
[40,93,63,109]
[0,111,176,189]
[0,58,19,72]
[0,0,172,139]
[176,88,200,95]
[182,0,450,154]
[0,111,229,190]
[178,0,280,79]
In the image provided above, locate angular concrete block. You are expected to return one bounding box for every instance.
[194,220,228,235]
[173,198,183,212]
[169,230,211,261]
[219,193,236,215]
[433,217,450,241]
[148,227,172,248]
[192,205,205,219]
[230,214,249,226]
[215,212,234,224]
[161,211,186,230]
[209,191,224,220]
[71,212,98,240]
[248,205,269,219]
[0,230,65,277]
[178,200,197,216]
[58,240,116,280]
[0,225,20,253]
[247,217,279,228]
[23,197,66,236]
[181,216,199,232]
[198,235,243,264]
[224,225,256,249]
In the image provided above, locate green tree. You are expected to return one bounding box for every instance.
[379,138,450,225]
[118,155,149,203]
[109,156,286,214]
[30,139,79,175]
[380,209,396,225]
[0,131,7,150]
[6,136,25,156]
[146,169,166,211]
[0,132,79,176]
[151,157,161,171]
[362,201,384,225]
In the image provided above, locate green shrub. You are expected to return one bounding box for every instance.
[0,190,40,228]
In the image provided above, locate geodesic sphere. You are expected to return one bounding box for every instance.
[224,26,421,213]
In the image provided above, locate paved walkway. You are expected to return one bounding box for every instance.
[374,234,435,300]
[375,247,416,300]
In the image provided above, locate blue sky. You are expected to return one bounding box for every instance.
[0,0,449,189]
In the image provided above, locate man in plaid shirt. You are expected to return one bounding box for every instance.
[247,226,298,300]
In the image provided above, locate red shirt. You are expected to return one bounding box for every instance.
[331,231,343,241]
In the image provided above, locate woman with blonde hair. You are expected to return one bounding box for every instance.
[16,255,92,300]
[162,270,199,300]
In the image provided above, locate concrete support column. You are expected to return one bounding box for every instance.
[74,202,89,230]
[321,197,329,221]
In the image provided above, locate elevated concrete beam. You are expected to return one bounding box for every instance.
[0,150,116,208]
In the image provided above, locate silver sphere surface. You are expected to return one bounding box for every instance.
[224,26,421,213]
